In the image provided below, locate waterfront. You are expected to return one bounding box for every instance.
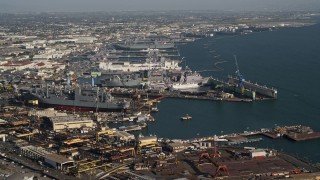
[148,24,320,162]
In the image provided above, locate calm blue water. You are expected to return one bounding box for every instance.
[146,24,320,163]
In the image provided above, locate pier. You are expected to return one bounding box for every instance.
[184,125,320,144]
[285,132,320,141]
[111,90,256,104]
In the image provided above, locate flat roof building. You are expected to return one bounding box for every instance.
[114,130,135,141]
[28,108,68,118]
[20,145,52,160]
[138,136,158,147]
[49,115,94,132]
[44,153,74,170]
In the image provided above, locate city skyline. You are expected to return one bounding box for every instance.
[1,0,320,13]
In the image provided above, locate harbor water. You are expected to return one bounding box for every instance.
[147,24,320,163]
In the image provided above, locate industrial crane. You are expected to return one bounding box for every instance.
[234,55,245,88]
[198,135,229,177]
[199,152,229,177]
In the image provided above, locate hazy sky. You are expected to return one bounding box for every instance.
[1,0,320,12]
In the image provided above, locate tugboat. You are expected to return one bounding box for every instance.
[181,114,192,120]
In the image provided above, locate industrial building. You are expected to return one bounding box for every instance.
[28,108,68,118]
[114,131,135,141]
[250,149,267,158]
[20,145,52,160]
[0,134,6,142]
[44,153,74,170]
[49,115,94,132]
[0,119,7,125]
[167,142,191,152]
[138,136,157,146]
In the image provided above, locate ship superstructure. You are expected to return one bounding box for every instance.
[170,69,209,90]
[19,85,130,112]
[100,73,142,88]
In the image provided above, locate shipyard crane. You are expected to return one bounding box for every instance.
[67,159,113,178]
[95,129,115,142]
[63,138,88,145]
[15,132,37,141]
[234,55,245,88]
[144,96,165,106]
[199,152,229,177]
[198,135,229,177]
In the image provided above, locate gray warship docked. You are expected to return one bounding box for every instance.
[100,73,143,88]
[114,40,175,50]
[19,85,130,112]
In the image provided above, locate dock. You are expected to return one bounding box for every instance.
[111,90,254,103]
[285,132,320,141]
[186,125,320,144]
[261,132,281,139]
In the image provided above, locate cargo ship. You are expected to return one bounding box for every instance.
[19,85,130,112]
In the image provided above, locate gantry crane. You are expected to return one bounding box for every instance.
[199,152,229,177]
[198,136,229,177]
[234,55,244,88]
[95,129,115,142]
[63,138,87,145]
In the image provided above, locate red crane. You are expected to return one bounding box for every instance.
[198,136,229,177]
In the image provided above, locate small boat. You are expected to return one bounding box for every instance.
[151,107,159,112]
[181,114,192,120]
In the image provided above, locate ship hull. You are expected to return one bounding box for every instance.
[39,103,126,112]
[225,85,256,99]
[209,77,256,99]
[21,91,129,112]
[101,79,142,88]
[114,44,175,50]
[228,77,277,98]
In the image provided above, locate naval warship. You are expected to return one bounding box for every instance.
[170,69,210,90]
[114,40,175,50]
[19,85,130,112]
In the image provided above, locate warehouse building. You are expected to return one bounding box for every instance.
[49,115,94,132]
[44,153,74,170]
[114,130,135,141]
[20,145,52,160]
[28,108,68,118]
